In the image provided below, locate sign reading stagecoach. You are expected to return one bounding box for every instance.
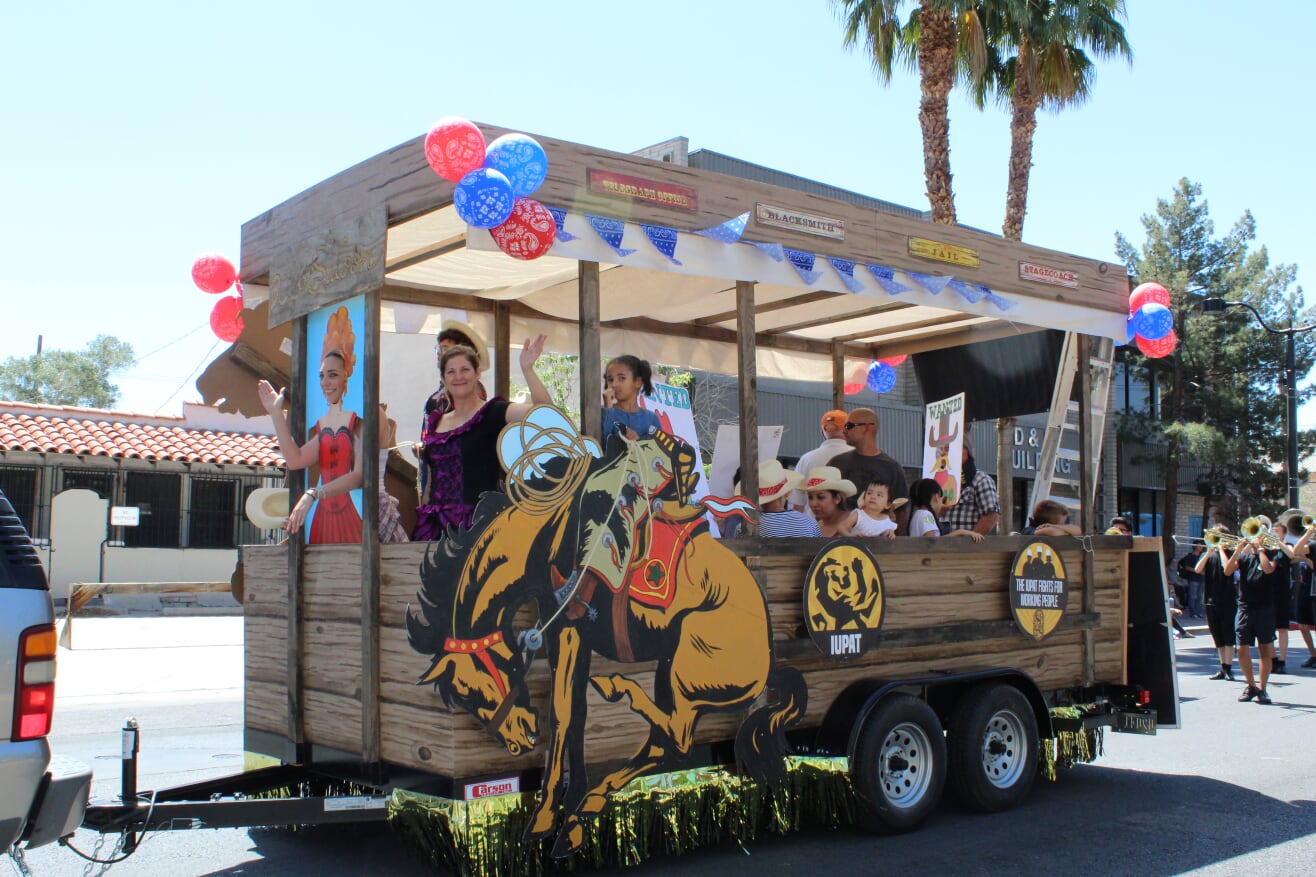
[803,539,885,660]
[1007,539,1069,641]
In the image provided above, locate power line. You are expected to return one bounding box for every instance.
[152,339,221,415]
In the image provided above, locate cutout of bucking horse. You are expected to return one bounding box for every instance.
[407,406,808,856]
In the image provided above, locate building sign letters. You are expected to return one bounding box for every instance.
[587,169,698,212]
[754,203,846,240]
[908,237,980,269]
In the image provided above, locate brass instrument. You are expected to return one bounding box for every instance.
[1279,509,1315,535]
[1239,517,1284,549]
[1173,529,1242,549]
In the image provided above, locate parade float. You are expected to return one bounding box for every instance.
[81,119,1179,874]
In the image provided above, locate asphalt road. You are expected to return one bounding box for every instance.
[14,616,1316,876]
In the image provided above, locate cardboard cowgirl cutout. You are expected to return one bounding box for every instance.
[407,406,804,857]
[303,298,366,543]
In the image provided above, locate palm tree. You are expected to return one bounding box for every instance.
[983,1,1131,241]
[836,1,987,225]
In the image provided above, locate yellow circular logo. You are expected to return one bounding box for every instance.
[804,539,885,659]
[1008,540,1068,640]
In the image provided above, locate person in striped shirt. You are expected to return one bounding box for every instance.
[743,459,821,538]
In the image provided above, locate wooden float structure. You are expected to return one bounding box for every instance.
[208,122,1177,821]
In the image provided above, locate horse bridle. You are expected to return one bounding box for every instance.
[443,631,528,739]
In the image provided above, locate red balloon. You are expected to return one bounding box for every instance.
[424,117,486,182]
[1129,282,1171,314]
[878,354,908,367]
[192,253,237,294]
[489,197,556,260]
[210,294,244,342]
[1136,328,1177,359]
[842,382,864,395]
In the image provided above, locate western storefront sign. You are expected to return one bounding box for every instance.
[1019,261,1079,288]
[587,169,698,212]
[754,203,846,240]
[908,237,979,269]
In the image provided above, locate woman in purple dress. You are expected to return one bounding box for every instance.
[413,334,551,539]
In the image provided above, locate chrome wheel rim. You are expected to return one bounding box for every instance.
[981,708,1027,790]
[878,721,934,808]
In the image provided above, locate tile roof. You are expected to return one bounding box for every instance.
[0,402,284,467]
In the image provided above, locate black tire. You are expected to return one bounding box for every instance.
[850,694,947,833]
[947,683,1039,812]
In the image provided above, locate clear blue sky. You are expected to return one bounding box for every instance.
[2,1,1312,426]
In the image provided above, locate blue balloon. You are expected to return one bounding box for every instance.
[453,168,515,228]
[1133,302,1174,341]
[867,361,897,394]
[1123,317,1137,346]
[483,133,549,197]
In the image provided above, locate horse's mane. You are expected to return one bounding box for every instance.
[406,491,513,657]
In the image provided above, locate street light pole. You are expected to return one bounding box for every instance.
[1202,297,1313,509]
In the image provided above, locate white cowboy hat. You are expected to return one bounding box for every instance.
[736,459,804,507]
[802,466,857,499]
[439,319,489,369]
[245,487,290,530]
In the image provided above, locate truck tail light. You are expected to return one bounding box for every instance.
[14,624,57,741]
[1137,688,1151,706]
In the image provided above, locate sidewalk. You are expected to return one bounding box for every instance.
[56,615,244,705]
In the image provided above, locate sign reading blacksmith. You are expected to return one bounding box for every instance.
[804,539,885,660]
[1008,539,1069,641]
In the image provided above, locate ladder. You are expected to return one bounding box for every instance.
[1027,332,1115,520]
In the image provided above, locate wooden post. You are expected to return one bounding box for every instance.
[360,293,382,769]
[579,262,601,439]
[493,302,511,400]
[737,281,759,520]
[285,317,307,758]
[831,342,845,410]
[1078,334,1096,686]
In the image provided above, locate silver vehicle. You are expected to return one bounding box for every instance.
[1,488,91,853]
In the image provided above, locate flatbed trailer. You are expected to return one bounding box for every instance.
[73,120,1178,873]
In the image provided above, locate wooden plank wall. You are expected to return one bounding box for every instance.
[244,537,1142,781]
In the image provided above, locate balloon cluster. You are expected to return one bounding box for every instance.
[424,117,555,261]
[1127,282,1177,358]
[843,355,907,395]
[191,253,244,342]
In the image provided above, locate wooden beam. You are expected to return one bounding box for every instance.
[578,263,602,440]
[229,342,290,388]
[694,289,839,327]
[831,342,845,409]
[833,313,973,343]
[857,322,1044,358]
[764,301,914,336]
[360,294,382,769]
[736,281,758,526]
[493,302,511,400]
[385,234,465,272]
[286,317,307,754]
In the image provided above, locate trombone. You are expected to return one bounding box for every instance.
[1171,519,1284,550]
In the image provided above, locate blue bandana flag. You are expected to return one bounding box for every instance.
[695,212,749,244]
[641,223,682,265]
[865,263,912,296]
[906,271,953,295]
[947,279,986,304]
[784,248,823,285]
[585,214,636,258]
[827,257,865,294]
[545,206,577,242]
[747,240,785,262]
[984,289,1016,311]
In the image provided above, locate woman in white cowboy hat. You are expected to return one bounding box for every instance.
[803,466,857,538]
[744,459,820,538]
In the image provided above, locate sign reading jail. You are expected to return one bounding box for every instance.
[1008,539,1069,641]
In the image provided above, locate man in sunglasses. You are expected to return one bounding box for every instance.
[831,407,910,534]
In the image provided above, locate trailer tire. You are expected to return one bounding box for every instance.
[851,694,947,833]
[948,683,1039,812]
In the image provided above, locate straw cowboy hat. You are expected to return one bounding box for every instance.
[440,319,489,369]
[801,466,857,498]
[245,487,290,530]
[737,459,804,507]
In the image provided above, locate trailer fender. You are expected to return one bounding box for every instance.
[814,668,1052,760]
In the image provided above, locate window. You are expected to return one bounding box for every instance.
[0,465,39,534]
[61,467,116,500]
[190,477,237,548]
[123,472,181,548]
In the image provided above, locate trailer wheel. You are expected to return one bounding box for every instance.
[851,694,947,833]
[948,683,1039,812]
